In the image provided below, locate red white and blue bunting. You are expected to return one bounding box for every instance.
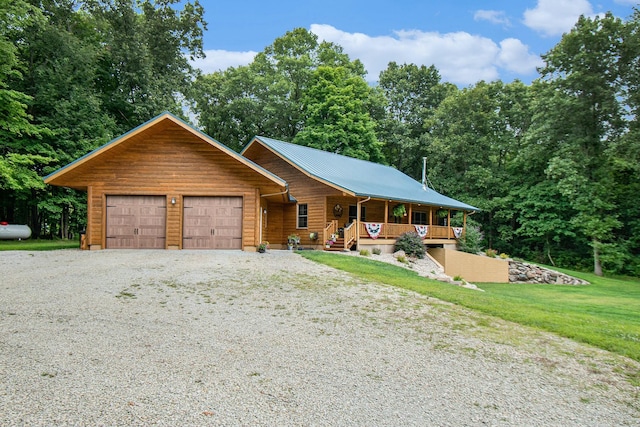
[453,227,464,238]
[414,225,428,239]
[364,222,383,239]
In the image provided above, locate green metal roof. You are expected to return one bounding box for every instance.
[244,136,479,211]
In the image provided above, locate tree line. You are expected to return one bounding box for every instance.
[1,1,639,276]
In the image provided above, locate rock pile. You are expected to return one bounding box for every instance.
[508,260,589,285]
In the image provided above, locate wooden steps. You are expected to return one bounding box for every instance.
[324,237,354,251]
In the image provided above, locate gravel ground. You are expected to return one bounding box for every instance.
[1,249,639,426]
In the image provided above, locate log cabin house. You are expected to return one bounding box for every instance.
[44,112,478,251]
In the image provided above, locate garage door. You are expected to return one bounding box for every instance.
[106,196,166,249]
[183,197,243,249]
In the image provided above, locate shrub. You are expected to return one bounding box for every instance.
[394,232,426,259]
[372,248,381,255]
[453,275,464,282]
[499,252,509,259]
[485,248,497,258]
[396,255,408,264]
[359,249,370,256]
[457,225,483,254]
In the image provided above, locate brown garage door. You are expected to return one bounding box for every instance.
[106,196,166,249]
[183,196,243,249]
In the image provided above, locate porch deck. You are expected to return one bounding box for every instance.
[322,220,462,251]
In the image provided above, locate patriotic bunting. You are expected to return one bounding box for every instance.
[364,222,382,239]
[414,225,428,239]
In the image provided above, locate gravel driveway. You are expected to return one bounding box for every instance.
[1,250,638,426]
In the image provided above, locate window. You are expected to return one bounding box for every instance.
[412,211,428,225]
[297,204,308,228]
[348,205,366,223]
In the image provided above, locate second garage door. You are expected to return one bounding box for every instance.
[183,196,243,249]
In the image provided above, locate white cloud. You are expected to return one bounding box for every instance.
[523,0,599,37]
[497,38,544,74]
[310,24,539,85]
[474,10,511,26]
[189,25,542,86]
[190,49,257,74]
[614,0,638,5]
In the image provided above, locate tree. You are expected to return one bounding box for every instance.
[535,13,626,275]
[378,62,454,178]
[293,66,385,162]
[423,81,532,252]
[90,0,206,130]
[193,28,365,151]
[0,0,52,224]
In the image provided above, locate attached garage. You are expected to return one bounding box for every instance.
[106,196,167,249]
[43,112,291,251]
[183,196,243,249]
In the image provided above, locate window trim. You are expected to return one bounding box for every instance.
[297,203,308,229]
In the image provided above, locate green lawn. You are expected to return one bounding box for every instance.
[0,238,80,251]
[299,251,640,363]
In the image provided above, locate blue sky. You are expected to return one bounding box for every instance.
[192,0,638,85]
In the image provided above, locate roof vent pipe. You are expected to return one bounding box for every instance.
[422,157,427,191]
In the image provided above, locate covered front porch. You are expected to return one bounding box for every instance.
[321,197,470,252]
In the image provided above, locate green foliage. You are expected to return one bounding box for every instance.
[394,232,426,259]
[293,65,384,162]
[391,204,406,218]
[485,248,497,258]
[193,28,363,151]
[372,248,381,255]
[359,249,370,256]
[457,225,483,254]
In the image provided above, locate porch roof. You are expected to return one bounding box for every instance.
[244,137,479,211]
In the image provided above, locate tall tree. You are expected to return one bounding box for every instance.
[535,13,625,275]
[293,66,384,162]
[193,28,365,151]
[90,0,206,130]
[378,62,454,178]
[0,0,52,225]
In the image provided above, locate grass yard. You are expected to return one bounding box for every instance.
[300,251,640,364]
[0,238,80,251]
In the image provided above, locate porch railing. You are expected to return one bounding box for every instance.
[358,223,457,240]
[323,220,339,247]
[343,221,357,248]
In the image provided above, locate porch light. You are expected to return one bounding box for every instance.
[171,197,176,205]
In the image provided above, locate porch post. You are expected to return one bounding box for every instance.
[428,206,432,238]
[463,211,467,234]
[356,198,361,250]
[384,200,388,239]
[447,209,451,239]
[408,204,413,224]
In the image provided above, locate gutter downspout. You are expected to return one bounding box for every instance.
[356,197,371,251]
[260,183,290,200]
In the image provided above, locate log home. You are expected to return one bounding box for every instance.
[242,136,478,252]
[45,112,478,251]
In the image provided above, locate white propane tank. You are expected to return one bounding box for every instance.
[0,222,32,240]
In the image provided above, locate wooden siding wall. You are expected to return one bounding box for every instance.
[244,144,342,247]
[324,197,432,225]
[56,122,283,249]
[263,202,284,246]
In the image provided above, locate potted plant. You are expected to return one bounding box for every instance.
[257,241,269,253]
[392,204,406,218]
[287,234,300,250]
